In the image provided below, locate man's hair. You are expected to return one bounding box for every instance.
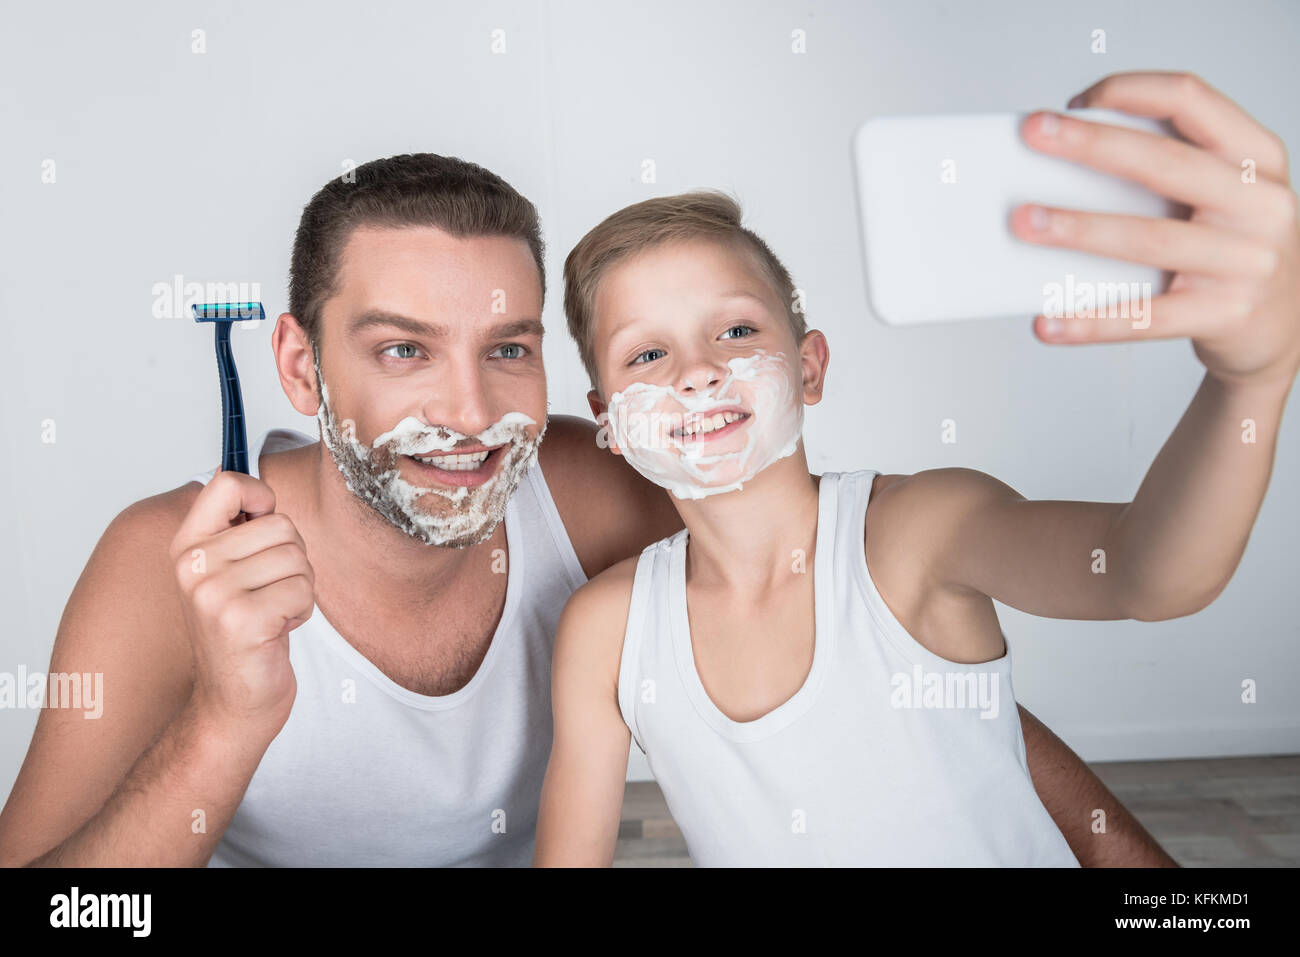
[289,153,545,351]
[563,189,806,393]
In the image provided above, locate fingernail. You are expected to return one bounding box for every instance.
[1043,316,1063,336]
[1040,112,1060,136]
[1029,205,1050,231]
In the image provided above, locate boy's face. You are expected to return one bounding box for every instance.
[305,225,547,547]
[589,237,817,500]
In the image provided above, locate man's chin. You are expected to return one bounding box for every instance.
[371,483,510,549]
[413,515,504,549]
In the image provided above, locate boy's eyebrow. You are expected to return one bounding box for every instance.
[346,310,543,340]
[716,290,773,306]
[605,290,774,350]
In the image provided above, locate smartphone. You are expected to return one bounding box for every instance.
[851,108,1181,326]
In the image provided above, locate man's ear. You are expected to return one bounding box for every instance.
[273,312,321,415]
[799,329,830,407]
[587,388,623,456]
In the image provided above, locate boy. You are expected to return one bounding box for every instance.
[534,187,1295,865]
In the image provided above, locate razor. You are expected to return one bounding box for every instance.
[192,301,267,475]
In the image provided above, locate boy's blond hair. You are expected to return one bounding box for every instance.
[563,190,807,393]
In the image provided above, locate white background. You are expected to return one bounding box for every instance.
[1,0,1297,795]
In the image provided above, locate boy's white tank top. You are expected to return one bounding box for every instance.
[618,469,1080,867]
[187,428,587,866]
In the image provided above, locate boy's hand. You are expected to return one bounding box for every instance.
[1014,70,1300,389]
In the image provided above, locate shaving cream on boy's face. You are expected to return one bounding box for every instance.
[605,349,803,500]
[314,356,543,547]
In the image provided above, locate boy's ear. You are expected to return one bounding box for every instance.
[587,388,623,456]
[798,329,830,407]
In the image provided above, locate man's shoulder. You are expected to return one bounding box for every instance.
[536,414,605,470]
[537,415,683,578]
[110,482,204,550]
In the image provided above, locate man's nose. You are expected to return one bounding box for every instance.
[422,365,496,438]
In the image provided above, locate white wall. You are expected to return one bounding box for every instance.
[1,0,1297,796]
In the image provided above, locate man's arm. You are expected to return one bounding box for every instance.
[0,491,225,865]
[534,564,638,866]
[0,471,303,867]
[1018,703,1177,867]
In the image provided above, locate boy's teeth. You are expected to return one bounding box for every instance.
[681,411,745,437]
[411,450,491,470]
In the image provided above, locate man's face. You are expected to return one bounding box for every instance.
[313,225,547,547]
[590,238,806,500]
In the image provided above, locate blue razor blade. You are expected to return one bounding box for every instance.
[192,302,266,321]
[192,301,267,475]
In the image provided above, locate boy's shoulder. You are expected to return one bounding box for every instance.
[862,466,1021,603]
[552,547,657,694]
[867,467,1013,516]
[558,546,646,630]
[558,525,685,641]
[863,467,1014,556]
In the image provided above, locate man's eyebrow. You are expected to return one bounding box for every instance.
[345,312,544,341]
[346,310,450,339]
[489,318,545,340]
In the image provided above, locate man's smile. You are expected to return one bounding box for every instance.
[402,444,508,488]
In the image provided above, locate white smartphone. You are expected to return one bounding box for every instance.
[851,108,1181,326]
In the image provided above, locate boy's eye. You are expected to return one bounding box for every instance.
[492,343,527,360]
[721,324,757,340]
[382,343,421,359]
[632,348,666,365]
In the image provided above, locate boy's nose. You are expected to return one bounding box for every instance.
[675,358,729,395]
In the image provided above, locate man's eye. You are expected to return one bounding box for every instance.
[632,348,665,365]
[722,325,756,339]
[381,343,421,359]
[492,343,527,359]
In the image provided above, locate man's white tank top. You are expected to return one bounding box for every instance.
[187,428,587,866]
[617,469,1080,867]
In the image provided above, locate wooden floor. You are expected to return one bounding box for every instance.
[613,754,1300,867]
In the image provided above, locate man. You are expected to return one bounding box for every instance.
[0,132,1193,866]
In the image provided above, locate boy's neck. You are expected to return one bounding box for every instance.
[673,448,821,593]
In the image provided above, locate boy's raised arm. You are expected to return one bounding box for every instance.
[934,71,1299,620]
[534,570,638,867]
[895,362,1292,624]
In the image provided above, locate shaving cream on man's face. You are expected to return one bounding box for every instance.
[314,356,543,547]
[605,350,802,500]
